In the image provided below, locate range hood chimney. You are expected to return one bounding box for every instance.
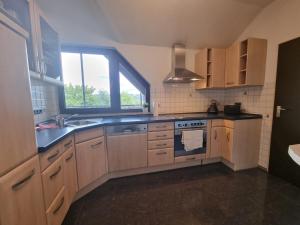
[164,44,204,84]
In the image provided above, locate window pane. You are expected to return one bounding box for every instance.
[61,52,84,108]
[82,54,111,108]
[120,72,144,109]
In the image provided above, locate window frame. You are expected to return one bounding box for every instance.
[59,45,150,114]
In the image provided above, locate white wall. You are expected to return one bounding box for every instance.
[231,0,300,168]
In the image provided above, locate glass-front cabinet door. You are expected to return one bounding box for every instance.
[0,0,39,73]
[35,8,62,84]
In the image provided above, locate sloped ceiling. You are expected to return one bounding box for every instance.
[37,0,273,48]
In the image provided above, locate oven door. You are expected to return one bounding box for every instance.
[174,128,207,157]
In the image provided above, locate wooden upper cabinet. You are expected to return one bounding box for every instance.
[225,42,240,87]
[195,48,226,89]
[0,156,47,225]
[0,23,37,176]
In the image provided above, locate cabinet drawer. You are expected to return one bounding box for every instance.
[76,136,107,189]
[224,120,234,129]
[75,128,104,143]
[148,122,174,131]
[46,187,67,225]
[148,139,174,150]
[62,135,74,152]
[42,157,64,209]
[40,143,63,172]
[212,120,225,127]
[175,154,205,163]
[148,130,174,141]
[0,156,47,225]
[148,148,174,167]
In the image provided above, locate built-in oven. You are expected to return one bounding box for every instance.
[174,120,207,157]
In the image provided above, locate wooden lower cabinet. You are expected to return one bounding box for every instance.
[46,187,68,225]
[62,147,78,208]
[210,126,226,158]
[0,156,47,225]
[223,127,234,162]
[76,136,107,189]
[148,148,174,167]
[107,133,148,172]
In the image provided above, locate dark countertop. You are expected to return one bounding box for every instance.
[36,112,262,153]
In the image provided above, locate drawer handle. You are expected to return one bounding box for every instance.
[65,153,74,162]
[226,82,234,85]
[50,166,62,179]
[64,140,73,149]
[91,141,103,149]
[156,125,167,129]
[156,151,167,155]
[214,130,217,140]
[227,132,230,142]
[156,135,167,138]
[11,169,35,191]
[156,143,167,147]
[53,197,65,215]
[47,150,60,161]
[186,157,196,161]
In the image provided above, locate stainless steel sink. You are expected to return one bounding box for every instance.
[65,120,99,127]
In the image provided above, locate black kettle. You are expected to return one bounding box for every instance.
[207,100,219,114]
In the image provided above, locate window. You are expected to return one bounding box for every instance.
[60,46,150,114]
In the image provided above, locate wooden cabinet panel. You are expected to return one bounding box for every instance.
[39,143,63,172]
[0,23,37,176]
[76,137,107,189]
[223,128,234,162]
[210,127,226,158]
[211,49,226,88]
[148,122,174,131]
[148,130,174,141]
[46,187,67,225]
[148,148,174,167]
[107,134,147,172]
[194,49,208,89]
[174,154,205,163]
[75,128,104,144]
[42,157,64,209]
[62,135,74,152]
[225,42,240,87]
[148,139,174,150]
[62,147,78,208]
[0,156,47,225]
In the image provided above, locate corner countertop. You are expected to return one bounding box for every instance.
[36,112,262,153]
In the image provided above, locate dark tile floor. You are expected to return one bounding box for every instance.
[63,163,300,225]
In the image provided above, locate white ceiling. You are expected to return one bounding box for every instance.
[37,0,274,48]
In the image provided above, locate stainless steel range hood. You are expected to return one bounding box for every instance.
[164,44,204,84]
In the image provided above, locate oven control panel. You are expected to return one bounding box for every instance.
[175,120,207,129]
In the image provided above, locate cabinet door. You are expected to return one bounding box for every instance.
[211,49,226,88]
[210,127,226,158]
[225,42,239,87]
[194,49,208,89]
[35,7,62,82]
[107,134,148,172]
[0,23,37,176]
[0,156,47,225]
[223,128,234,162]
[76,137,107,189]
[63,147,78,208]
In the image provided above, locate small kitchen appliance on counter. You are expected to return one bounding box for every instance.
[224,102,242,115]
[207,100,219,114]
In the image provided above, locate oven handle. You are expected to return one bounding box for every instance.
[174,128,207,135]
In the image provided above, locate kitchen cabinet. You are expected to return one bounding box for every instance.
[0,22,37,176]
[225,42,240,87]
[62,147,78,208]
[148,148,174,167]
[0,156,47,225]
[195,48,226,89]
[210,126,226,158]
[76,136,107,189]
[223,127,233,162]
[107,133,148,172]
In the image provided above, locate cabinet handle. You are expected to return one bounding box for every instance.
[64,140,73,149]
[227,132,230,142]
[156,143,167,147]
[91,141,103,149]
[186,157,196,161]
[156,125,167,129]
[65,153,74,162]
[156,151,167,155]
[156,134,167,138]
[47,150,60,161]
[214,130,217,140]
[50,166,62,180]
[53,197,65,215]
[226,82,235,85]
[11,169,35,191]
